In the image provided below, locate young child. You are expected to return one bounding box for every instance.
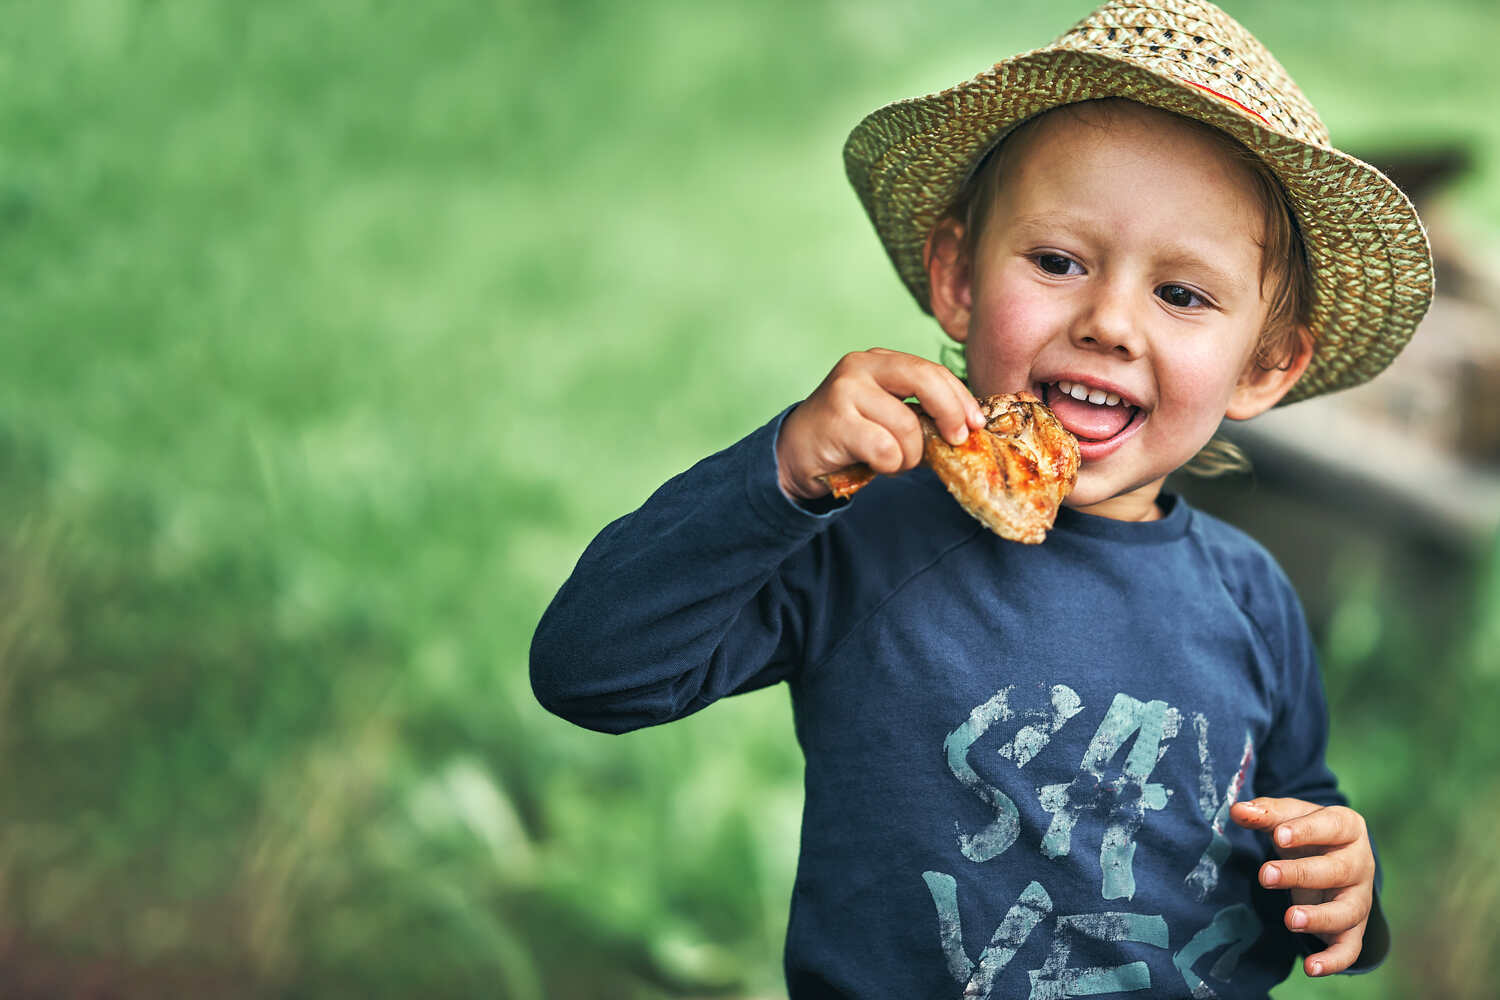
[531,1,1432,996]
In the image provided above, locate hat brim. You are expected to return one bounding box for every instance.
[844,48,1434,404]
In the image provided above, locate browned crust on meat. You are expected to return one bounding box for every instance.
[919,392,1079,544]
[816,392,1079,543]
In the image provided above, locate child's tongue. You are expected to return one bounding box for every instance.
[1047,391,1134,442]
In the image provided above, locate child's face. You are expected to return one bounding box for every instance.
[930,102,1304,522]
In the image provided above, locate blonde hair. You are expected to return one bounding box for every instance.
[940,99,1315,477]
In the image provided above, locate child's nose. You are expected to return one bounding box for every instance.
[1070,282,1144,359]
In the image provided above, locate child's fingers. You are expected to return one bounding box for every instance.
[860,348,982,444]
[853,392,926,473]
[1302,927,1366,977]
[1270,804,1365,850]
[1259,847,1371,891]
[912,372,978,447]
[1284,885,1371,935]
[1234,797,1376,978]
[1229,796,1318,832]
[869,347,983,440]
[932,364,988,434]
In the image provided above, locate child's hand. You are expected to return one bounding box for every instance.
[777,349,987,500]
[1230,797,1376,977]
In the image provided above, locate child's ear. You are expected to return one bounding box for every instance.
[1225,325,1314,420]
[925,219,973,343]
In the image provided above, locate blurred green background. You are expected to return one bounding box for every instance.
[2,0,1498,997]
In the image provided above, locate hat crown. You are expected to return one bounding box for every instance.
[1052,0,1328,146]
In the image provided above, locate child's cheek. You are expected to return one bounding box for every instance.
[1156,353,1245,458]
[1166,351,1242,415]
[968,282,1059,384]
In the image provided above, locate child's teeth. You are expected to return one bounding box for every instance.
[1052,381,1124,407]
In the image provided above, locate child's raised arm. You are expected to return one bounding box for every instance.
[532,349,970,733]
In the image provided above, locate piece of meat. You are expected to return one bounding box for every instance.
[817,392,1080,544]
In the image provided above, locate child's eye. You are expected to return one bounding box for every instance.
[1035,254,1080,276]
[1157,284,1206,308]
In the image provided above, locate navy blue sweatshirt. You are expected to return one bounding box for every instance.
[531,411,1385,998]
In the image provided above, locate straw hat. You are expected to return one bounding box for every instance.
[844,0,1434,404]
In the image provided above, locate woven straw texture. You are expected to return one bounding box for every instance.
[844,0,1434,404]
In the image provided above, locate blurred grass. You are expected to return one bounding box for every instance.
[0,0,1497,996]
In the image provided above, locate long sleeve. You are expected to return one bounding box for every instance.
[1253,578,1344,810]
[530,409,843,734]
[1246,566,1390,973]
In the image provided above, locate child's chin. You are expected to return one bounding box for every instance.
[1061,482,1113,512]
[1063,470,1167,518]
[1065,467,1120,502]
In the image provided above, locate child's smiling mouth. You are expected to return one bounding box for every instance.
[1041,379,1146,458]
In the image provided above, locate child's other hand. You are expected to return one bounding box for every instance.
[1230,796,1376,977]
[777,349,986,500]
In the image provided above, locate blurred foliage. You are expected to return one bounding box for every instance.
[1291,537,1500,999]
[0,0,1496,997]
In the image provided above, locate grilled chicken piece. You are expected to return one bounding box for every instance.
[817,392,1080,544]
